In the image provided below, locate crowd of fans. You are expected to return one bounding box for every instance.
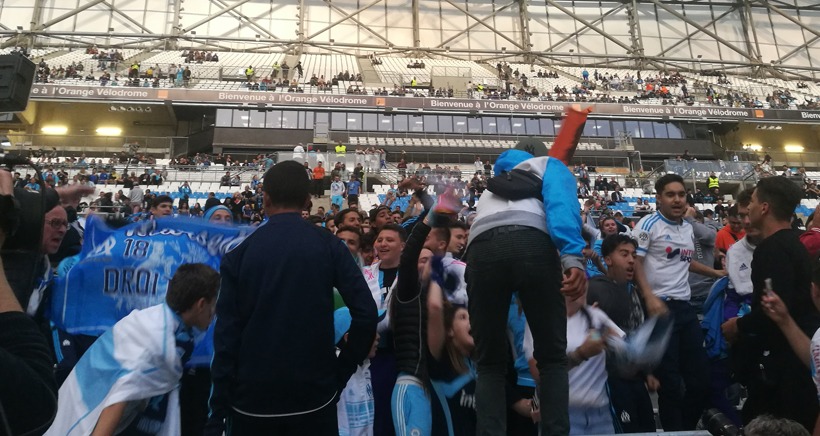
[11,136,820,436]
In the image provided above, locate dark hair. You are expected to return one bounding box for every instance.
[262,161,310,209]
[429,226,451,247]
[336,225,363,238]
[654,173,685,194]
[377,223,407,242]
[443,302,469,374]
[450,220,469,231]
[743,414,810,436]
[166,263,220,313]
[598,216,616,231]
[336,208,360,225]
[726,205,739,218]
[369,205,391,222]
[360,230,377,251]
[736,187,754,207]
[601,234,637,258]
[754,176,803,221]
[152,195,173,208]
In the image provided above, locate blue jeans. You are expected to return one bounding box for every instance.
[655,300,710,431]
[466,227,568,436]
[568,405,614,435]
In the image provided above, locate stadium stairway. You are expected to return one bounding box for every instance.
[121,50,161,73]
[357,57,380,84]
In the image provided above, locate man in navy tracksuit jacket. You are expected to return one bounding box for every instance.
[207,161,378,435]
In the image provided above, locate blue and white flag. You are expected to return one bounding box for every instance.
[45,304,188,436]
[51,216,252,336]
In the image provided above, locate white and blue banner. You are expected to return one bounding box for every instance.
[51,216,253,336]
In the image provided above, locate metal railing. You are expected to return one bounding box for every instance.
[3,134,187,159]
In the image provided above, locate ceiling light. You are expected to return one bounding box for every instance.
[42,126,68,135]
[96,127,122,136]
[784,145,804,153]
[0,136,10,147]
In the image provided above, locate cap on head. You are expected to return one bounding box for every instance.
[334,307,386,344]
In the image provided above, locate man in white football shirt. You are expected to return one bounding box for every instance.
[632,174,725,431]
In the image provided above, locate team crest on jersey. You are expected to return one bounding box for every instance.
[638,232,649,242]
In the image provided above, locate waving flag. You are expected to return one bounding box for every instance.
[51,216,253,336]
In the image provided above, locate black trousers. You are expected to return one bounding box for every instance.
[654,300,710,431]
[608,376,656,433]
[466,227,568,436]
[227,403,338,436]
[180,367,211,436]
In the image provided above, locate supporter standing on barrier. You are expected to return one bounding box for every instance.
[207,161,378,435]
[466,142,586,436]
[633,174,726,431]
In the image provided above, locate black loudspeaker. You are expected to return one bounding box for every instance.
[0,54,35,112]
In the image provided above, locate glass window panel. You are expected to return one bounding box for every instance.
[265,110,282,128]
[667,122,683,139]
[596,120,611,137]
[281,110,298,129]
[611,121,626,138]
[216,109,233,127]
[393,114,408,132]
[467,117,482,134]
[423,115,438,133]
[525,118,540,135]
[496,117,511,135]
[639,121,654,138]
[453,116,467,133]
[297,112,306,129]
[653,122,669,139]
[438,116,453,133]
[331,112,346,129]
[625,121,641,138]
[583,119,597,137]
[482,117,497,134]
[346,113,362,130]
[233,110,249,128]
[305,112,314,130]
[539,119,555,136]
[378,114,393,132]
[363,113,378,131]
[248,110,266,128]
[409,115,424,132]
[511,118,526,135]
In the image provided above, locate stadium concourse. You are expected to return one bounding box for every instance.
[4,0,820,435]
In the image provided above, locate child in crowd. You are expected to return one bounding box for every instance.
[335,307,383,436]
[46,264,220,435]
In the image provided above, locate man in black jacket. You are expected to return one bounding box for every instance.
[207,161,378,435]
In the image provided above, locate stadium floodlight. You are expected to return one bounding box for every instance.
[42,126,68,135]
[96,127,122,136]
[784,145,804,153]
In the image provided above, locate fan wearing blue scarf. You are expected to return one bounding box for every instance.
[46,263,220,436]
